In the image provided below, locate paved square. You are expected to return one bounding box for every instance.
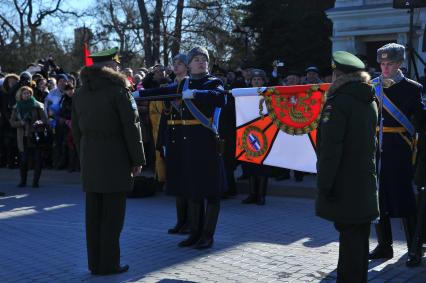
[0,169,425,282]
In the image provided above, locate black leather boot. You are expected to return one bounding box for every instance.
[32,155,42,188]
[194,202,220,250]
[18,162,27,187]
[242,176,258,204]
[369,216,393,260]
[178,200,204,247]
[168,197,188,234]
[407,187,425,267]
[257,176,268,205]
[402,216,417,252]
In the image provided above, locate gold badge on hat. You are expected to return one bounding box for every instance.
[112,53,120,64]
[381,53,388,59]
[331,62,336,69]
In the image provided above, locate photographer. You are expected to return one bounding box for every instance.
[10,86,49,188]
[45,74,68,169]
[58,84,78,172]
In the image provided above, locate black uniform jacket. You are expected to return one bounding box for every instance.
[140,74,227,200]
[378,77,424,217]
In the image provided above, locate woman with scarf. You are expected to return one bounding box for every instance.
[10,86,49,187]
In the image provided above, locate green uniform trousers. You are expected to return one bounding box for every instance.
[85,192,126,274]
[334,222,371,283]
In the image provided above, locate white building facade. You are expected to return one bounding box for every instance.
[327,0,426,77]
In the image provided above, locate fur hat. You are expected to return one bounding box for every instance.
[251,69,267,80]
[187,46,209,64]
[377,43,405,63]
[173,53,188,66]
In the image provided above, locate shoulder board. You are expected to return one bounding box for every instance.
[405,78,423,88]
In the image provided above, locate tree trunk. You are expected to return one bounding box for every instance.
[163,25,169,66]
[171,0,184,57]
[137,0,154,66]
[152,0,163,63]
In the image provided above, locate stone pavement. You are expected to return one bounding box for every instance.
[0,168,425,283]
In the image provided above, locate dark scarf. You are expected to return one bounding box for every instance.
[16,96,38,119]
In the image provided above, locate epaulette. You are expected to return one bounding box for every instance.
[405,78,423,89]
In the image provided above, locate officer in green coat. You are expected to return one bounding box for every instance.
[72,48,145,275]
[315,51,379,283]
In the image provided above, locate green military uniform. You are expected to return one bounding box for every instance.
[72,48,145,275]
[315,51,379,283]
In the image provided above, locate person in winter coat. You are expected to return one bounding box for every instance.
[316,51,379,283]
[10,86,49,187]
[72,47,145,275]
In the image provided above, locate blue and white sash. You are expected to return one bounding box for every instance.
[372,77,415,136]
[182,78,222,135]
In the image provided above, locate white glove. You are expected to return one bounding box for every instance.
[182,89,195,99]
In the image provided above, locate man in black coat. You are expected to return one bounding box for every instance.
[407,107,426,267]
[369,43,425,262]
[138,46,226,249]
[316,51,379,283]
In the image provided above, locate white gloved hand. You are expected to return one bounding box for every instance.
[182,89,195,99]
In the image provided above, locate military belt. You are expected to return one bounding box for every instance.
[168,119,211,126]
[376,127,406,133]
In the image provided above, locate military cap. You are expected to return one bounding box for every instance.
[377,43,405,63]
[173,53,188,66]
[332,51,365,73]
[187,46,209,64]
[251,69,267,80]
[305,66,319,74]
[89,47,120,64]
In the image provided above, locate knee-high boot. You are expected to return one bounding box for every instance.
[257,176,268,205]
[407,187,426,267]
[32,149,42,188]
[178,200,204,247]
[242,176,258,204]
[194,201,220,250]
[369,216,393,259]
[168,197,188,234]
[18,153,27,187]
[402,216,417,252]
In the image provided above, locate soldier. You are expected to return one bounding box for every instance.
[72,47,145,275]
[369,43,424,262]
[316,51,379,283]
[138,46,226,249]
[165,53,190,234]
[241,69,275,205]
[407,107,426,267]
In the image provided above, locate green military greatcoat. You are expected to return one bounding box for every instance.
[315,71,379,224]
[72,66,145,193]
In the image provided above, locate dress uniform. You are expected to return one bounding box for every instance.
[241,69,276,205]
[139,46,226,249]
[369,43,425,261]
[164,53,190,235]
[72,48,145,275]
[316,51,379,283]
[407,107,426,267]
